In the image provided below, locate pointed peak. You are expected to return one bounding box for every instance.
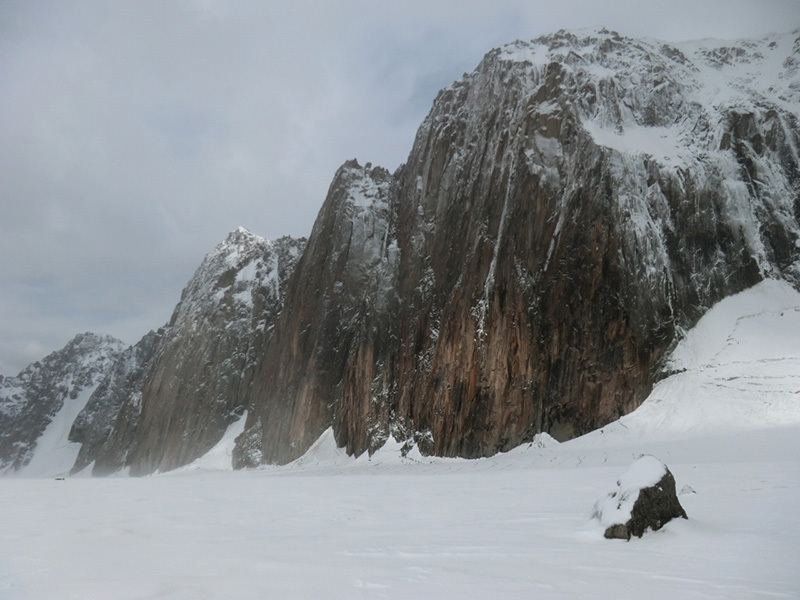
[225,226,259,242]
[65,332,126,353]
[214,227,269,255]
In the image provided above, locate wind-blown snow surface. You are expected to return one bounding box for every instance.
[2,280,799,599]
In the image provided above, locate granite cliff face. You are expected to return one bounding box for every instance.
[237,29,800,465]
[233,163,399,467]
[68,330,161,475]
[126,228,305,475]
[0,333,126,474]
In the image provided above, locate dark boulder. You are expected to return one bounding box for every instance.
[592,455,688,540]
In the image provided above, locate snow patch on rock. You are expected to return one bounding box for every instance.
[17,385,99,478]
[175,411,249,472]
[591,455,668,529]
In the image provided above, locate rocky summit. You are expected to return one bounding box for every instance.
[2,29,799,475]
[0,229,306,476]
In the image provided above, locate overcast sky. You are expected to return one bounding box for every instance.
[1,0,798,375]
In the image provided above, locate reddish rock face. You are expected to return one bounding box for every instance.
[237,30,799,466]
[233,163,398,467]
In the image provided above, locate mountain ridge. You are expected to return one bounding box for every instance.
[1,28,798,476]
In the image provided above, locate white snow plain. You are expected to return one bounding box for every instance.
[2,279,800,599]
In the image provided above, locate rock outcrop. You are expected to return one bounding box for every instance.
[233,163,399,467]
[593,455,688,540]
[0,333,126,474]
[238,29,800,466]
[68,330,162,475]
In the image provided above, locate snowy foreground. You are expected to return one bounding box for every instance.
[2,280,800,599]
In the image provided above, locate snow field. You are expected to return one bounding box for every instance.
[1,280,799,598]
[1,432,798,599]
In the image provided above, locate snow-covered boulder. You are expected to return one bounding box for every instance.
[592,455,687,540]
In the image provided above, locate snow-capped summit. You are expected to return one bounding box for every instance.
[496,28,799,111]
[170,226,269,326]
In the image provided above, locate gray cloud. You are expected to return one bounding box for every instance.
[1,0,798,375]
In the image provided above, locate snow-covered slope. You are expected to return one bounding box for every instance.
[544,278,800,453]
[18,386,96,478]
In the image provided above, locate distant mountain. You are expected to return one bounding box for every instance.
[0,229,305,477]
[0,333,126,475]
[2,29,798,476]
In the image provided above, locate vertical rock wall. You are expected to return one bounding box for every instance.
[126,230,305,475]
[239,30,799,465]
